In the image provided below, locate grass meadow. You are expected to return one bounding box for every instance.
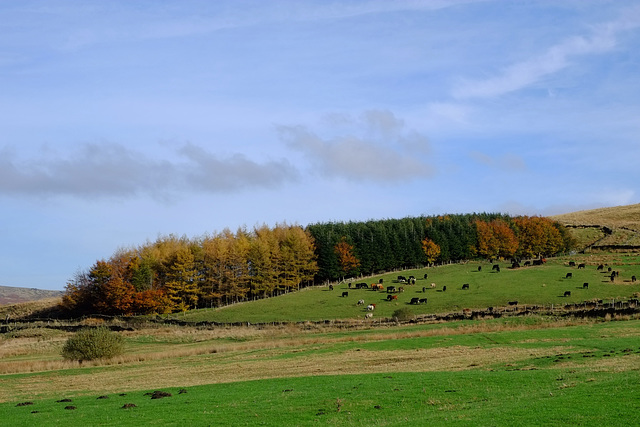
[1,253,640,426]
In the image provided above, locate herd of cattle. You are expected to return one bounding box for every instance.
[329,259,639,319]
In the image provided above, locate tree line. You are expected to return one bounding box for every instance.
[61,214,574,316]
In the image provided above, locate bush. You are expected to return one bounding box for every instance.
[392,307,414,322]
[61,327,124,361]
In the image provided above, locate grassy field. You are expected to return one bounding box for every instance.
[1,317,639,426]
[176,254,640,323]
[551,203,640,231]
[2,251,640,425]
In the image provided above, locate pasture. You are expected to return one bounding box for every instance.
[2,252,640,425]
[1,317,639,426]
[178,254,640,323]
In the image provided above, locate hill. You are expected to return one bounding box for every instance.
[551,203,640,251]
[0,285,63,306]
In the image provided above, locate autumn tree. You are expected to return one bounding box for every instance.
[334,236,360,279]
[164,246,200,312]
[474,219,518,259]
[421,237,441,264]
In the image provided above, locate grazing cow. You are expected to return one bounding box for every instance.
[422,287,426,293]
[610,273,615,282]
[492,264,500,271]
[424,273,428,279]
[379,278,384,284]
[365,313,373,319]
[398,287,405,293]
[597,264,604,271]
[342,291,349,297]
[357,299,365,305]
[608,267,612,272]
[565,273,573,279]
[442,286,447,292]
[430,283,436,289]
[367,304,375,311]
[419,298,428,304]
[564,291,571,297]
[508,301,518,306]
[462,283,470,290]
[578,263,586,269]
[583,283,589,289]
[478,266,482,271]
[410,297,420,305]
[348,283,352,288]
[568,261,576,267]
[329,284,334,291]
[386,286,397,293]
[511,262,520,269]
[632,276,637,282]
[524,261,531,266]
[397,276,406,283]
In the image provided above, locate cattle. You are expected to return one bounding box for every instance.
[423,273,428,279]
[608,267,612,272]
[508,301,518,306]
[386,294,398,301]
[355,282,368,289]
[524,261,531,266]
[565,273,573,279]
[397,275,406,282]
[532,259,544,266]
[357,299,365,305]
[419,298,428,304]
[583,283,589,289]
[511,262,520,269]
[632,276,637,282]
[386,286,397,293]
[610,273,616,282]
[365,313,373,319]
[379,278,384,284]
[430,283,436,289]
[442,285,447,292]
[367,304,375,311]
[568,261,576,267]
[410,297,420,305]
[578,263,586,269]
[564,291,571,297]
[329,284,334,291]
[422,287,426,293]
[597,264,604,271]
[492,264,500,271]
[462,283,469,290]
[342,291,349,297]
[398,287,405,293]
[478,266,482,271]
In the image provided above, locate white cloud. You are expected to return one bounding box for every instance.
[453,9,640,99]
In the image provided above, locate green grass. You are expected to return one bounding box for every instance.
[177,255,640,323]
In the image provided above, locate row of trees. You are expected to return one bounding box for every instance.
[61,224,318,315]
[306,214,574,281]
[62,214,574,316]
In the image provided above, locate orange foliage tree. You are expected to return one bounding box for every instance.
[474,219,518,259]
[334,237,360,279]
[421,237,441,264]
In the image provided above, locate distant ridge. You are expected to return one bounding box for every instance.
[551,203,640,251]
[0,285,63,306]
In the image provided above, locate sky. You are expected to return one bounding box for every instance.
[1,0,639,291]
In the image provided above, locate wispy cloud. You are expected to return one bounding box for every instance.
[278,110,435,183]
[0,143,296,199]
[453,8,640,99]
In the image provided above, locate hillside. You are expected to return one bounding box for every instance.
[0,285,63,306]
[551,203,640,251]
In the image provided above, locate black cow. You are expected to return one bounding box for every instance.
[608,267,612,272]
[379,278,384,284]
[492,264,500,271]
[424,273,428,279]
[342,291,348,297]
[524,261,531,266]
[442,286,447,292]
[422,287,426,293]
[478,266,482,271]
[386,286,397,293]
[462,284,469,290]
[508,301,518,306]
[564,291,571,297]
[578,263,586,269]
[597,264,604,271]
[632,276,637,282]
[410,297,420,305]
[565,273,573,279]
[419,298,428,304]
[610,273,616,282]
[568,261,576,267]
[329,284,334,290]
[583,283,589,289]
[511,262,520,269]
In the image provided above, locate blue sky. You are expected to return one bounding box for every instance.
[1,0,639,290]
